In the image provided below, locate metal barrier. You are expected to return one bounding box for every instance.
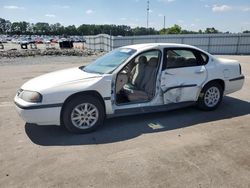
[85,34,112,52]
[85,33,250,55]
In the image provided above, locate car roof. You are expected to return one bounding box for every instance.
[122,43,196,50]
[121,43,210,56]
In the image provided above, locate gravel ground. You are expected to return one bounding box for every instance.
[0,55,98,66]
[0,55,249,188]
[0,42,101,58]
[0,42,82,51]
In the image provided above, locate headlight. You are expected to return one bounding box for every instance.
[18,90,42,103]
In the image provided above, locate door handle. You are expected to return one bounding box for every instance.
[195,69,205,74]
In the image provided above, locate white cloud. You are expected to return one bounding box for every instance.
[120,17,127,21]
[212,5,232,12]
[241,21,250,25]
[242,7,250,12]
[45,14,56,18]
[158,14,164,17]
[127,23,139,28]
[159,0,176,3]
[3,5,24,9]
[209,5,250,12]
[86,9,94,14]
[149,9,153,13]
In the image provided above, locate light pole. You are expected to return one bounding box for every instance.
[164,15,166,34]
[147,0,149,30]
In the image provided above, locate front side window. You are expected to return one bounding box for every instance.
[165,49,199,69]
[83,48,136,74]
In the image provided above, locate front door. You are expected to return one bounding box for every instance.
[161,48,208,104]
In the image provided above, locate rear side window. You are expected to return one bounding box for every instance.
[200,52,209,63]
[163,48,209,69]
[166,49,199,69]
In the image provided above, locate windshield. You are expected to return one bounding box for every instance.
[83,48,136,74]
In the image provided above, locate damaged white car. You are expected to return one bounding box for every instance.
[14,43,245,133]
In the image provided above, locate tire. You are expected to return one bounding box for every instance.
[197,82,223,111]
[62,95,105,133]
[21,43,28,49]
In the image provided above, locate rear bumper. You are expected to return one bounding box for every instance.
[224,75,245,95]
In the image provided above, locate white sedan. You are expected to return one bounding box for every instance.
[14,43,245,133]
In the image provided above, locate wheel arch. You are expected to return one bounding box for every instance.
[60,90,106,126]
[202,79,225,92]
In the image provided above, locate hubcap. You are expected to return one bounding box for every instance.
[204,86,220,107]
[71,103,99,129]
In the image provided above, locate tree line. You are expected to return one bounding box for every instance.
[0,18,249,36]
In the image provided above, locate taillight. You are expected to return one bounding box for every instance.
[239,64,242,75]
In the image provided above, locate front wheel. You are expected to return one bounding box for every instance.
[197,82,223,111]
[62,95,105,133]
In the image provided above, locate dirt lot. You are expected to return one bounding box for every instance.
[0,42,84,51]
[0,55,249,188]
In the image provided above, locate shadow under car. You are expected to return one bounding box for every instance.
[25,96,250,146]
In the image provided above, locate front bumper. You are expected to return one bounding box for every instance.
[14,96,62,126]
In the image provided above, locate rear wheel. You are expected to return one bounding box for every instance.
[197,82,223,111]
[62,95,105,133]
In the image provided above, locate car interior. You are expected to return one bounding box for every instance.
[115,50,161,104]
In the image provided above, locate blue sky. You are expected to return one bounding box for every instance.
[0,0,250,32]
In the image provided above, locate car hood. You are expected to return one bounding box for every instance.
[21,67,103,91]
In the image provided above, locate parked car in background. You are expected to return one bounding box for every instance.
[50,38,58,43]
[19,37,29,44]
[0,37,7,43]
[35,37,44,44]
[6,36,12,42]
[14,43,245,133]
[70,36,86,43]
[43,37,51,44]
[11,38,20,44]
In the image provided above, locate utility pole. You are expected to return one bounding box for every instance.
[147,0,149,30]
[164,16,166,34]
